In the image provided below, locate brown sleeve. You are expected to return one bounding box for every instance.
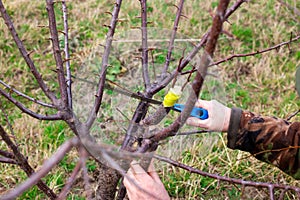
[227,108,300,179]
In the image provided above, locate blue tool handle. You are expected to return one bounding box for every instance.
[190,107,208,120]
[173,104,209,120]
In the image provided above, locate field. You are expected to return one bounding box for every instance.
[0,0,300,199]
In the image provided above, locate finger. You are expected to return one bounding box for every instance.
[195,99,210,109]
[123,176,130,188]
[148,170,161,182]
[186,117,209,128]
[147,161,161,181]
[147,160,156,172]
[130,162,153,182]
[123,168,134,188]
[123,175,136,200]
[130,161,147,175]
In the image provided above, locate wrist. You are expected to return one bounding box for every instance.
[222,107,231,132]
[227,107,243,149]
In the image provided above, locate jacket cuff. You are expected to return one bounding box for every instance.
[227,107,242,149]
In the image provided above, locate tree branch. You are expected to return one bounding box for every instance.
[56,160,82,200]
[180,34,300,75]
[121,101,149,149]
[0,87,62,120]
[0,100,16,141]
[140,0,151,91]
[174,129,209,136]
[212,34,300,66]
[86,0,123,129]
[154,154,300,198]
[62,0,73,109]
[149,33,209,95]
[0,125,57,199]
[57,144,91,200]
[0,149,15,159]
[46,0,69,107]
[277,0,300,18]
[0,137,79,200]
[0,80,56,108]
[0,0,57,103]
[161,0,185,76]
[224,0,247,19]
[0,156,17,164]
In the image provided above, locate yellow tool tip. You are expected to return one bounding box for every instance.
[163,86,182,107]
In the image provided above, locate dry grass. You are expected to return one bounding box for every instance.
[0,0,300,199]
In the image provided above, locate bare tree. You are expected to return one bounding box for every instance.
[0,0,299,199]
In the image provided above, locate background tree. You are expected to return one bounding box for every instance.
[0,0,299,199]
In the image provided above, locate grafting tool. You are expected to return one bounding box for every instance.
[72,75,208,120]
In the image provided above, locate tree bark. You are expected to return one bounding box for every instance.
[95,163,121,200]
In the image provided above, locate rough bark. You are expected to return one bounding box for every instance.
[95,163,121,200]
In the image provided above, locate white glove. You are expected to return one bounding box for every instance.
[186,99,231,132]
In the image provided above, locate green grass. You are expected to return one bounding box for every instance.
[0,0,300,199]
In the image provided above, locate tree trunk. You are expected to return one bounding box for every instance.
[95,163,121,200]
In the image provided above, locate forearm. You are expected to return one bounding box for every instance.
[227,108,300,179]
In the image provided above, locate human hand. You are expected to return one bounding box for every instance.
[123,161,170,200]
[186,99,231,132]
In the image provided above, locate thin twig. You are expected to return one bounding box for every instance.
[0,156,17,164]
[0,80,56,108]
[62,0,73,109]
[180,34,300,75]
[0,0,57,103]
[154,154,300,193]
[269,185,275,200]
[56,160,82,200]
[86,0,123,129]
[181,63,196,90]
[277,0,300,18]
[0,125,57,199]
[1,137,79,200]
[0,87,62,120]
[150,32,209,95]
[120,101,149,150]
[174,129,209,136]
[237,145,300,161]
[0,149,14,159]
[46,0,69,107]
[149,50,157,79]
[161,0,185,76]
[140,0,151,91]
[279,188,288,200]
[212,34,300,66]
[224,0,247,19]
[286,109,300,121]
[0,100,16,145]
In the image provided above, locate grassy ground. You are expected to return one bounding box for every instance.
[0,0,300,199]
